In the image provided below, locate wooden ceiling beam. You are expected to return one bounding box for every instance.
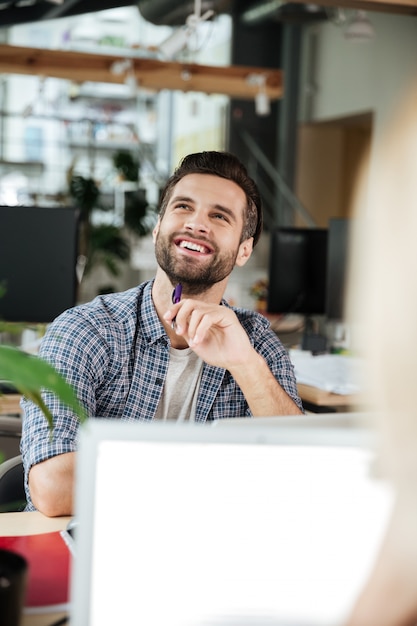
[0,44,283,101]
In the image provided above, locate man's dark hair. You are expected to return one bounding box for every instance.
[158,151,263,246]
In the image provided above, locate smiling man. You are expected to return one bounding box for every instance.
[21,151,303,516]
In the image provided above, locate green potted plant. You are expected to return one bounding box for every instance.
[69,174,130,282]
[69,162,156,292]
[112,149,139,183]
[0,342,86,433]
[112,149,156,238]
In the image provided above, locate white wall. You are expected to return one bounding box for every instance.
[300,14,417,142]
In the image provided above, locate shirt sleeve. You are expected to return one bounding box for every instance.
[20,308,110,506]
[255,325,304,412]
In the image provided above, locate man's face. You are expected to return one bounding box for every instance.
[153,173,253,295]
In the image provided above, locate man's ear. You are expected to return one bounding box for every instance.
[235,238,253,267]
[152,218,161,243]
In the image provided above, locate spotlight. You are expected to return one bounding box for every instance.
[159,27,190,60]
[345,10,375,42]
[158,0,214,60]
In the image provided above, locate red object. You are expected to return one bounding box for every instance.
[0,532,71,610]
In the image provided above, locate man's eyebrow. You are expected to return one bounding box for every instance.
[169,195,239,222]
[211,204,238,222]
[169,194,194,205]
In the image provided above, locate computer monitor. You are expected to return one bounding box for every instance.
[326,218,351,322]
[71,419,393,626]
[267,227,328,316]
[0,205,80,323]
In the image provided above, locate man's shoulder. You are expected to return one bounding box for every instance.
[52,282,151,332]
[228,303,271,332]
[80,285,141,317]
[228,303,287,352]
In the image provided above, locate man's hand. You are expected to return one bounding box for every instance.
[164,299,252,370]
[164,299,302,417]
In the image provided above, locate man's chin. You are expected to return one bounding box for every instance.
[170,278,214,297]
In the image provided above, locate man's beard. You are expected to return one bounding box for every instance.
[155,231,238,296]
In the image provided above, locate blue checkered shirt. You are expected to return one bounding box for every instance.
[21,279,302,509]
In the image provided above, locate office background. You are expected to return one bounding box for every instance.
[0,3,416,314]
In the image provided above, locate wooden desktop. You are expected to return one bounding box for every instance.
[297,383,363,413]
[1,383,363,420]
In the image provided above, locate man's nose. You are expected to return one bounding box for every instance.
[184,212,210,234]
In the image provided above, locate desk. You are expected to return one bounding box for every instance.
[0,511,71,626]
[0,511,70,535]
[0,394,22,416]
[297,383,363,413]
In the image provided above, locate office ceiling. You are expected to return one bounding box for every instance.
[137,0,234,26]
[0,0,415,30]
[0,0,325,28]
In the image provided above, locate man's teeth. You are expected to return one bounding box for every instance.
[179,241,207,253]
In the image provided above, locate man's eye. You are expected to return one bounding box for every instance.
[213,213,228,221]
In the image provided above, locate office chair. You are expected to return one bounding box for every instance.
[0,455,26,512]
[0,415,22,460]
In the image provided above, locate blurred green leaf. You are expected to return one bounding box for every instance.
[87,224,130,276]
[124,190,156,237]
[0,345,87,430]
[69,174,100,220]
[113,150,139,182]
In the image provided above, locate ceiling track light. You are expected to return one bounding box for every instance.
[344,10,375,42]
[158,27,191,60]
[158,0,214,60]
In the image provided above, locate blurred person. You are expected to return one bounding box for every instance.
[345,84,417,626]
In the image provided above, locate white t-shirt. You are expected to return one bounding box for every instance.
[154,346,204,422]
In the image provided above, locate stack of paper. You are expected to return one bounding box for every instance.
[289,350,363,395]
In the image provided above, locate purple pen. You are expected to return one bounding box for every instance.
[171,283,182,329]
[172,283,182,305]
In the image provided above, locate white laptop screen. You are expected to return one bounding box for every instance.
[71,420,393,626]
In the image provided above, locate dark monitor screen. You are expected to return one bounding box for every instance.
[267,227,328,316]
[326,218,350,321]
[0,205,80,323]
